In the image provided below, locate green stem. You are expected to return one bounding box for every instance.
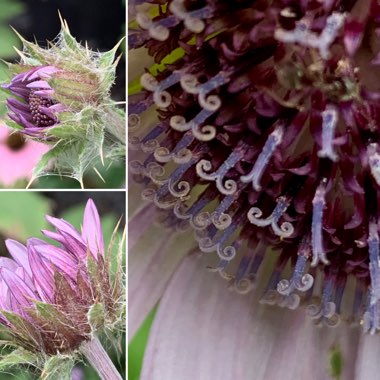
[80,337,123,380]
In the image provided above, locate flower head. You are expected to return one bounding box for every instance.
[2,16,125,183]
[129,0,380,335]
[0,199,123,375]
[4,66,65,137]
[0,126,49,186]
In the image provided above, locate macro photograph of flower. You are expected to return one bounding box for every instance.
[0,0,126,189]
[128,0,380,379]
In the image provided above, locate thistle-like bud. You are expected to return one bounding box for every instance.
[0,199,124,379]
[3,15,125,184]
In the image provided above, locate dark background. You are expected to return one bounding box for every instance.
[9,0,126,100]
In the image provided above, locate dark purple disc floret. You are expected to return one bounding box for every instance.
[129,0,380,332]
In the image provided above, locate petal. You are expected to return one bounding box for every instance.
[30,240,78,279]
[5,239,32,276]
[34,89,54,97]
[46,215,83,241]
[15,267,35,291]
[41,229,66,244]
[27,65,59,80]
[140,256,359,380]
[128,185,150,219]
[82,199,104,258]
[28,244,54,303]
[129,203,157,250]
[129,225,195,339]
[26,80,52,90]
[0,268,36,309]
[60,230,87,260]
[355,334,380,379]
[0,257,18,271]
[0,279,11,311]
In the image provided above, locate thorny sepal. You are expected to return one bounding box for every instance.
[0,348,41,372]
[40,355,75,380]
[88,303,106,331]
[87,253,123,328]
[4,16,125,185]
[1,310,44,353]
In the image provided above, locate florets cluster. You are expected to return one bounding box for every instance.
[129,0,380,332]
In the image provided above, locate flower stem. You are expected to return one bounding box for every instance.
[80,337,123,380]
[104,105,126,145]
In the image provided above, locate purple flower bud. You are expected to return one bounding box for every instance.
[0,199,120,356]
[4,66,64,137]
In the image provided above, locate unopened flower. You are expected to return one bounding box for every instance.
[0,125,49,186]
[129,0,380,378]
[4,66,65,137]
[3,16,125,184]
[0,199,124,379]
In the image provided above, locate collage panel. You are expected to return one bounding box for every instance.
[0,191,126,379]
[0,0,127,379]
[128,1,380,380]
[0,0,125,190]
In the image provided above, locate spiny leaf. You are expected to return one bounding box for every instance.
[0,348,40,370]
[40,355,75,380]
[2,311,42,351]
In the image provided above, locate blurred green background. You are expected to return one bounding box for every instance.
[0,191,126,379]
[0,0,125,189]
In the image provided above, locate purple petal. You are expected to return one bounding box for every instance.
[42,229,66,244]
[82,199,104,258]
[8,112,23,126]
[18,113,37,130]
[27,65,59,80]
[28,238,48,246]
[46,215,83,241]
[0,258,18,271]
[7,87,30,99]
[0,280,11,310]
[39,104,65,119]
[26,80,52,90]
[0,268,36,309]
[5,240,32,276]
[28,244,54,303]
[7,98,30,112]
[15,267,35,291]
[29,241,78,279]
[129,225,193,338]
[34,89,54,97]
[140,257,359,380]
[60,230,87,260]
[21,66,42,82]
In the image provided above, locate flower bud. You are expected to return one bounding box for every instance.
[0,199,124,378]
[2,16,125,183]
